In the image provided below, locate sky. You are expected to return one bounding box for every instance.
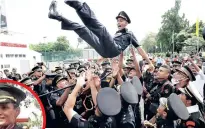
[1,0,205,48]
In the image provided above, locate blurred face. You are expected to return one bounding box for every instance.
[189,65,197,76]
[12,69,16,74]
[157,105,167,119]
[57,79,69,89]
[172,71,189,88]
[117,17,128,30]
[46,79,53,86]
[128,69,137,78]
[123,68,130,75]
[34,70,42,78]
[0,103,20,127]
[156,67,169,80]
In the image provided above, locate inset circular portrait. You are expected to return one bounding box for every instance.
[0,80,46,129]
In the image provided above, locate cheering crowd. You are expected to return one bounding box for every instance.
[0,47,205,128]
[1,0,205,128]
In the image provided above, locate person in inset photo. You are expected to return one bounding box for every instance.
[0,82,45,129]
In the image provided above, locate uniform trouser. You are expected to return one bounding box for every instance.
[61,3,121,58]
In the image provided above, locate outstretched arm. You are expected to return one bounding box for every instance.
[130,48,142,78]
[63,73,85,121]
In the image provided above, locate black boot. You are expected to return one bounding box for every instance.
[64,0,83,10]
[48,0,62,21]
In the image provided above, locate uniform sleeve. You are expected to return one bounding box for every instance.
[49,93,60,106]
[70,113,89,128]
[129,32,140,48]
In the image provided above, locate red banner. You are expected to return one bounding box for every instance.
[0,42,27,48]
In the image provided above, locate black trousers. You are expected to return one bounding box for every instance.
[61,3,121,58]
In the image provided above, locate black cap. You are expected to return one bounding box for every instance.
[166,93,189,120]
[45,71,57,79]
[19,77,33,86]
[126,59,133,62]
[52,75,67,86]
[77,65,86,73]
[131,76,143,95]
[116,11,131,24]
[66,67,76,73]
[55,67,63,74]
[172,61,182,66]
[97,87,121,116]
[120,82,138,104]
[101,61,110,66]
[176,65,196,81]
[31,66,42,72]
[0,83,26,105]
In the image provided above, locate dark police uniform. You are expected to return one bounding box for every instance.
[69,87,121,128]
[0,83,27,129]
[31,66,43,95]
[49,75,71,128]
[39,72,57,128]
[144,79,174,120]
[49,0,140,58]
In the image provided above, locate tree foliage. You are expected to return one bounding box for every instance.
[157,0,189,52]
[142,32,158,53]
[29,36,72,52]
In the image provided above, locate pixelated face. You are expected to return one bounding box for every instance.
[156,67,169,80]
[57,79,69,89]
[0,103,20,127]
[128,69,137,78]
[117,17,128,30]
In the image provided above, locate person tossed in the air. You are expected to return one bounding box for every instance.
[48,0,154,70]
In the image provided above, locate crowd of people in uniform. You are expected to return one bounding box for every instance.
[1,47,205,128]
[1,0,205,128]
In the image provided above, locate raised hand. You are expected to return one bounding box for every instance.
[111,59,119,78]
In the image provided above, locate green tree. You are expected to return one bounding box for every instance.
[53,36,70,51]
[141,32,158,53]
[157,0,189,52]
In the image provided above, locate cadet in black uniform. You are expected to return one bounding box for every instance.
[143,93,189,128]
[63,73,121,128]
[144,65,174,120]
[178,83,205,127]
[50,75,72,127]
[0,83,26,129]
[48,0,153,70]
[30,66,46,95]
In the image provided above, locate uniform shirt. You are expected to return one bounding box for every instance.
[114,28,140,52]
[149,80,174,104]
